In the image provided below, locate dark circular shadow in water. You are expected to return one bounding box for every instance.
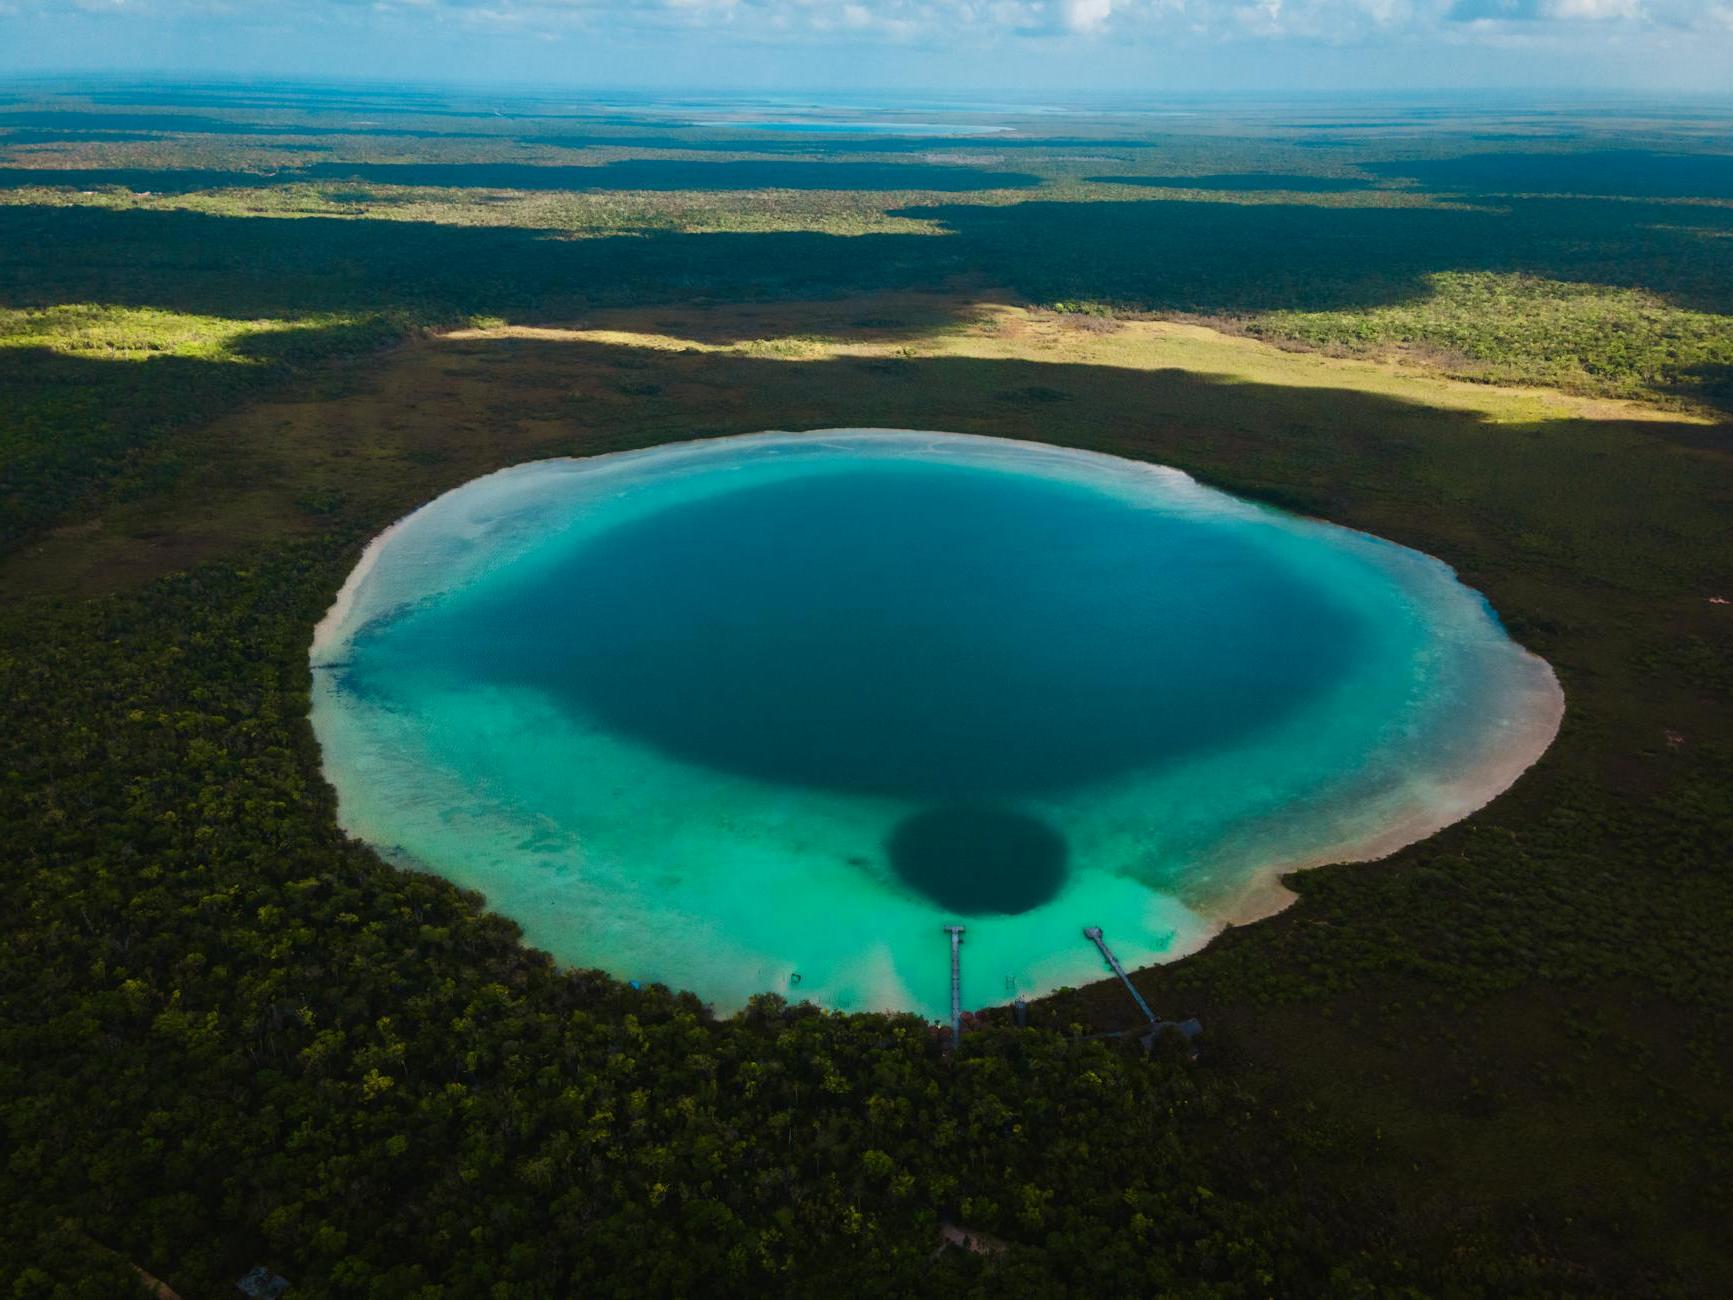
[888,805,1068,915]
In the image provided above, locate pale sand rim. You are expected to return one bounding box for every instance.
[1215,659,1564,931]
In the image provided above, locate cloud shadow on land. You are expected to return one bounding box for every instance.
[0,168,314,193]
[0,129,181,145]
[899,194,1733,317]
[8,189,1733,321]
[295,159,1045,192]
[1366,150,1733,200]
[0,159,1044,195]
[1087,173,1376,193]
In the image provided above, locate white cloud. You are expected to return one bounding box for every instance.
[1063,0,1114,30]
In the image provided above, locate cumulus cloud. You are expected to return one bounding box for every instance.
[1062,0,1115,31]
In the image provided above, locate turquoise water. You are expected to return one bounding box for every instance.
[311,430,1561,1019]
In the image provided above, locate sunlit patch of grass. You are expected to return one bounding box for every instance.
[1243,271,1733,410]
[452,302,1709,429]
[0,303,306,362]
[737,334,832,358]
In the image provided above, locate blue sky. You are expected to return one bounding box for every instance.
[2,0,1730,94]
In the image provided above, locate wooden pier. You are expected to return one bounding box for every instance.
[945,925,966,1046]
[1083,926,1156,1025]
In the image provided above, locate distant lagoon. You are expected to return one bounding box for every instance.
[311,430,1562,1019]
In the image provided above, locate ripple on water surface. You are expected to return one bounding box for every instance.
[311,430,1562,1019]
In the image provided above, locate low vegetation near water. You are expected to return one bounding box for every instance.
[1,86,1730,1296]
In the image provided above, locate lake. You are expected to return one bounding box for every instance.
[311,430,1562,1018]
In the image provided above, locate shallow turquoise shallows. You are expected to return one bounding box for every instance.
[311,430,1562,1019]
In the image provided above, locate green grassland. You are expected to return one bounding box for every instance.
[1,85,1731,1297]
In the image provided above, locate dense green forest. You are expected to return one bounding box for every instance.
[1,85,1731,1296]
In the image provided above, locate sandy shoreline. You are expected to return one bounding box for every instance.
[1212,650,1566,929]
[310,511,415,664]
